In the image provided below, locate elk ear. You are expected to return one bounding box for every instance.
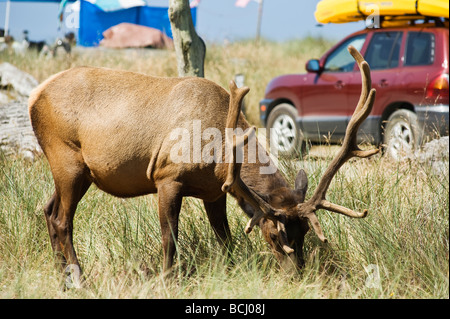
[294,169,308,202]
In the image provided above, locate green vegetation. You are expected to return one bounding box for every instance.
[1,37,332,125]
[0,39,448,298]
[0,150,448,298]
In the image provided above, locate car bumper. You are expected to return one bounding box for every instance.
[260,100,449,144]
[414,104,449,140]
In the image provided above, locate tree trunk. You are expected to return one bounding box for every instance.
[169,0,206,78]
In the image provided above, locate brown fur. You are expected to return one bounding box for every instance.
[30,46,377,281]
[29,66,302,277]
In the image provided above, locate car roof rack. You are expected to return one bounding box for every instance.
[366,16,448,29]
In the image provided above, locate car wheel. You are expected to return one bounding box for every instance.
[266,103,305,157]
[384,109,420,160]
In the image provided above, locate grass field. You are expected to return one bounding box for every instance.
[1,37,332,125]
[0,39,448,299]
[0,149,448,298]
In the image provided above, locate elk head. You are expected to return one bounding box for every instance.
[225,46,379,268]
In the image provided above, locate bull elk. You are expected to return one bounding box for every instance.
[29,46,377,284]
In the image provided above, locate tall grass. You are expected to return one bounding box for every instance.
[0,39,448,298]
[0,150,448,298]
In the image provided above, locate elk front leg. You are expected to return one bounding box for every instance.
[203,194,233,260]
[157,181,183,274]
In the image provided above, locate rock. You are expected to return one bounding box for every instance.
[0,91,10,104]
[409,136,449,176]
[418,136,449,161]
[0,62,39,97]
[0,99,42,160]
[0,63,41,160]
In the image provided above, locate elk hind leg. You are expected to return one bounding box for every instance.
[43,192,66,269]
[45,148,91,285]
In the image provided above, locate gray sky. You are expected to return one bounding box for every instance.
[0,0,365,44]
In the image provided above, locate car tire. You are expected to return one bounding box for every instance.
[383,109,421,160]
[266,103,305,157]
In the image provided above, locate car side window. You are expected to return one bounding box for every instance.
[323,34,367,72]
[405,32,435,66]
[364,32,402,70]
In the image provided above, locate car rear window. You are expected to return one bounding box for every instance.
[405,32,435,66]
[365,32,402,70]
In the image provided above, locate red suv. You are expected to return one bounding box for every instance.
[259,22,449,159]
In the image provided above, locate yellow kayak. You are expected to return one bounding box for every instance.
[315,0,449,24]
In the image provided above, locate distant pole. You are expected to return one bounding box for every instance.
[256,0,264,42]
[4,0,11,36]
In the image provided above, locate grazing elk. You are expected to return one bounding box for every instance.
[29,46,377,283]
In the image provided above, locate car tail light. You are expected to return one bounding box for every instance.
[426,74,449,99]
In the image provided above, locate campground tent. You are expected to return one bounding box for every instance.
[100,22,174,49]
[1,0,197,47]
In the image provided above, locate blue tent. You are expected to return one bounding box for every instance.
[1,0,197,47]
[78,1,197,47]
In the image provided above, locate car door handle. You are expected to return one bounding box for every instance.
[379,79,389,88]
[335,80,344,89]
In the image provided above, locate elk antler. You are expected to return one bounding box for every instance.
[222,81,294,255]
[297,46,379,243]
[222,80,253,193]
